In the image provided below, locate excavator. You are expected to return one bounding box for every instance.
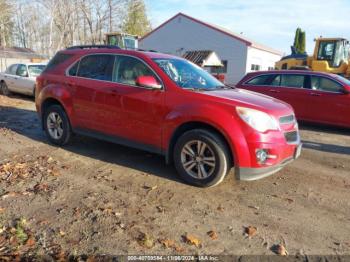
[105,32,139,49]
[275,37,350,78]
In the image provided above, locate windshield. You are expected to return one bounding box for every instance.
[28,65,46,77]
[333,74,350,86]
[153,58,225,90]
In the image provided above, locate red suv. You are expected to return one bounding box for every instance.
[36,46,301,187]
[237,70,350,128]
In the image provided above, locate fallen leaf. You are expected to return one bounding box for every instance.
[138,233,154,249]
[207,230,218,240]
[217,205,225,212]
[34,183,50,193]
[144,185,158,191]
[160,239,175,248]
[248,206,260,210]
[1,192,19,199]
[272,244,288,256]
[26,237,36,247]
[245,226,257,237]
[59,230,65,237]
[0,208,5,213]
[182,234,201,247]
[284,198,294,204]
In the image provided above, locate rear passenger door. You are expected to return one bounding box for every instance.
[307,75,349,125]
[69,54,120,133]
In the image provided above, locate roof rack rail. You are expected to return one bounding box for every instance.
[66,45,121,50]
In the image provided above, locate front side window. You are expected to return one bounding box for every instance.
[28,65,46,77]
[311,76,344,93]
[280,74,305,88]
[114,56,159,86]
[16,64,28,77]
[153,58,224,90]
[77,55,115,81]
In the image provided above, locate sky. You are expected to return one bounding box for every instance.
[144,0,350,55]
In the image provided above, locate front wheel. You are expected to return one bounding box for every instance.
[43,105,72,146]
[173,129,231,187]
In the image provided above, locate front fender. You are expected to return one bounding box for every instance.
[163,103,251,167]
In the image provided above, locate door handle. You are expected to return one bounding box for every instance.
[110,89,120,96]
[269,89,280,93]
[65,80,75,86]
[310,92,321,96]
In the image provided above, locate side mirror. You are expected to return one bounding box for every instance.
[18,71,28,77]
[343,86,350,94]
[136,76,162,90]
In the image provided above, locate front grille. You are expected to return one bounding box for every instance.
[279,115,295,125]
[284,131,298,143]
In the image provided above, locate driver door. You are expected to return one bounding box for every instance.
[112,55,166,152]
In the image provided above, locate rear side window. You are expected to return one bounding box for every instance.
[311,76,344,93]
[245,75,271,85]
[44,53,73,72]
[6,64,18,75]
[280,74,305,88]
[77,55,115,81]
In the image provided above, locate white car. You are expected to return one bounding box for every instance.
[0,63,46,97]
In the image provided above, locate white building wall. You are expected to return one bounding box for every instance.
[139,15,248,84]
[246,47,282,73]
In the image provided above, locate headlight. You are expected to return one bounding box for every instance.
[236,107,279,132]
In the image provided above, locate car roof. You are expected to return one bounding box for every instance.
[246,70,337,78]
[61,48,180,60]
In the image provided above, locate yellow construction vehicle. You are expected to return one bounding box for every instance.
[105,32,139,49]
[276,38,350,78]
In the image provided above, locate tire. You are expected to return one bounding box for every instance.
[1,82,11,96]
[173,129,231,187]
[43,105,72,146]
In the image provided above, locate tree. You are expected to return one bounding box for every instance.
[299,31,306,54]
[293,27,306,54]
[0,0,14,47]
[122,0,151,36]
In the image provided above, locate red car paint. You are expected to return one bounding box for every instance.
[36,48,301,182]
[237,70,350,128]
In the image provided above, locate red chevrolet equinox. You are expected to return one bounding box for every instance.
[35,46,302,187]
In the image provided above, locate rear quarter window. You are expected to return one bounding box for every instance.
[43,53,73,73]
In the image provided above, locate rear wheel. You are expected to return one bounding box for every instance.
[174,129,231,187]
[43,105,72,146]
[1,82,11,96]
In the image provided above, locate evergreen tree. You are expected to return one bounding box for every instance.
[299,31,306,54]
[122,0,151,37]
[293,27,306,54]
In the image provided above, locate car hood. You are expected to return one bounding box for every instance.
[202,88,293,116]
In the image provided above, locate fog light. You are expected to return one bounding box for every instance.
[256,149,268,164]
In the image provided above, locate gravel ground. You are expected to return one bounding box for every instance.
[0,94,350,259]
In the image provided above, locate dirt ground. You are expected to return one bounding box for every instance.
[0,94,350,259]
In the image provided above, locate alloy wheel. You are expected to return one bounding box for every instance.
[47,112,64,140]
[180,140,216,179]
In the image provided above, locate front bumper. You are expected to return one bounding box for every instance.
[236,143,302,181]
